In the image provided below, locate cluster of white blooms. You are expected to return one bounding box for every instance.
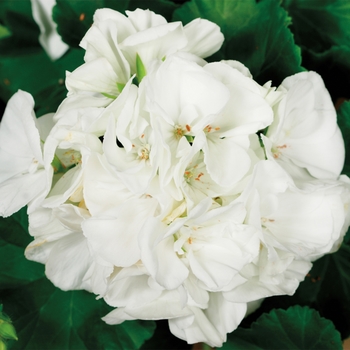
[1,8,349,347]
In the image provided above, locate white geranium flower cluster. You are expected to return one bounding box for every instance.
[0,8,349,347]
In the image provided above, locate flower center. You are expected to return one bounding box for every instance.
[138,144,150,160]
[204,124,220,133]
[261,217,275,229]
[271,144,288,159]
[184,170,193,182]
[174,124,192,140]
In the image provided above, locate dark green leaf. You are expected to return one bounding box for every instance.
[128,0,178,21]
[301,46,350,102]
[173,0,303,85]
[221,306,342,350]
[0,208,44,290]
[0,0,84,113]
[1,278,155,350]
[0,1,40,48]
[338,100,350,177]
[282,0,350,53]
[141,320,191,350]
[246,244,350,340]
[0,46,84,114]
[302,244,350,339]
[52,0,113,48]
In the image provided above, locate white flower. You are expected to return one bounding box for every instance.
[25,204,113,294]
[102,81,161,194]
[241,160,347,260]
[0,90,53,217]
[200,61,274,187]
[264,71,345,181]
[139,197,260,292]
[169,294,247,347]
[224,247,312,302]
[143,55,230,193]
[1,8,349,348]
[42,104,103,208]
[66,8,224,98]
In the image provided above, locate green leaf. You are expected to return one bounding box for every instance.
[301,46,350,102]
[0,0,39,45]
[141,320,191,350]
[337,100,350,177]
[0,46,84,115]
[0,208,44,290]
[298,245,350,339]
[128,0,178,21]
[0,208,155,348]
[173,0,303,85]
[0,306,17,350]
[52,0,114,48]
[53,0,178,48]
[0,25,10,39]
[1,278,155,350]
[250,244,350,340]
[0,2,84,113]
[0,322,17,342]
[282,0,350,53]
[221,306,342,350]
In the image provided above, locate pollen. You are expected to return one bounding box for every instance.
[204,125,212,133]
[184,170,193,182]
[195,172,204,181]
[138,145,150,160]
[186,124,191,132]
[79,13,85,21]
[261,217,275,230]
[204,125,220,133]
[139,149,149,160]
[174,125,185,139]
[272,144,288,159]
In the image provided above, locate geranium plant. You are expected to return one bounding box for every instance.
[0,1,350,349]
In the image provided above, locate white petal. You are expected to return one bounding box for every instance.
[205,294,247,340]
[80,19,130,82]
[45,232,92,291]
[169,306,224,347]
[204,137,251,187]
[30,0,69,60]
[91,8,136,42]
[0,90,42,181]
[125,8,167,31]
[83,153,134,216]
[0,91,51,215]
[105,266,162,308]
[83,198,158,267]
[66,58,120,96]
[139,217,189,289]
[267,71,344,180]
[183,18,224,58]
[120,22,187,74]
[43,164,83,208]
[0,170,48,217]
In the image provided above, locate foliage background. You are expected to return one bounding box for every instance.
[0,0,349,349]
